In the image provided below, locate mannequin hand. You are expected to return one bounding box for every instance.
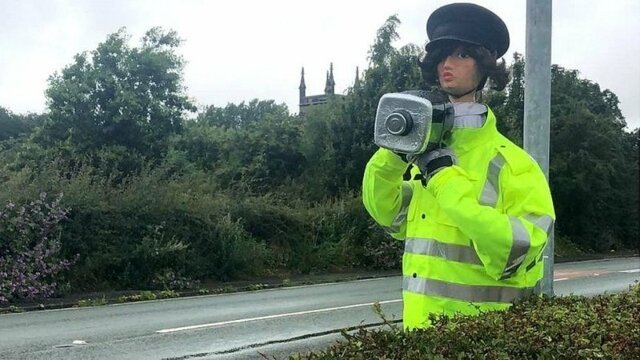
[414,148,457,182]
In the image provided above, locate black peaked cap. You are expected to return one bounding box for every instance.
[426,3,510,58]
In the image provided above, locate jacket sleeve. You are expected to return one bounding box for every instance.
[426,154,555,280]
[362,148,413,240]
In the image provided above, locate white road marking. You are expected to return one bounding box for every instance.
[554,278,569,281]
[53,340,88,348]
[156,299,402,334]
[619,269,640,273]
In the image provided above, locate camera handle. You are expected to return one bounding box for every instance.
[430,103,455,149]
[405,102,454,166]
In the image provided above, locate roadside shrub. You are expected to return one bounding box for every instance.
[230,193,397,274]
[0,193,75,304]
[554,233,585,259]
[59,184,269,290]
[307,194,401,271]
[124,222,191,289]
[307,195,393,272]
[295,284,640,359]
[199,213,270,280]
[0,159,401,294]
[152,269,200,291]
[228,194,305,271]
[362,234,403,270]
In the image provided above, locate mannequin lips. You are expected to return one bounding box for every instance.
[441,73,454,82]
[440,71,454,81]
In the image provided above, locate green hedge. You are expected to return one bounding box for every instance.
[296,284,640,359]
[0,164,398,293]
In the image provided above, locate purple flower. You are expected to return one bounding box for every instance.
[0,194,73,304]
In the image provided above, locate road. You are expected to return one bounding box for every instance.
[0,257,638,360]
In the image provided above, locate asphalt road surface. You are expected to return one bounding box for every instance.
[1,257,638,360]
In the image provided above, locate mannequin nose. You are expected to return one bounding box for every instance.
[441,56,454,69]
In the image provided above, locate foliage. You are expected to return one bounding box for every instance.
[30,27,195,176]
[294,284,640,359]
[368,15,400,67]
[77,297,107,307]
[0,193,75,304]
[487,52,525,143]
[0,161,394,293]
[172,99,305,190]
[197,99,289,129]
[152,269,200,291]
[547,65,638,251]
[0,107,45,141]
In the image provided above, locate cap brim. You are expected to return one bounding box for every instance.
[424,36,483,52]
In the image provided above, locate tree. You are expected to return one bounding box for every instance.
[368,15,400,68]
[547,65,637,251]
[487,52,525,144]
[175,99,304,190]
[36,27,195,163]
[198,99,290,130]
[0,107,45,142]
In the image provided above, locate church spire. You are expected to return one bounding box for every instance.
[324,63,335,95]
[354,66,360,87]
[329,63,335,86]
[299,67,306,102]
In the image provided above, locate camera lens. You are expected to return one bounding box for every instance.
[385,110,413,136]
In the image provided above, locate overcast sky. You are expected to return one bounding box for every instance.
[1,0,639,129]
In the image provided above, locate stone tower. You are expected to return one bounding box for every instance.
[298,63,346,116]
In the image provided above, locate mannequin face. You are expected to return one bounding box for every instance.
[437,46,482,102]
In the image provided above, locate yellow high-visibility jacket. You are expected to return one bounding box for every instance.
[362,106,555,329]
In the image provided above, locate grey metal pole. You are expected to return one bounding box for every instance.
[524,0,553,296]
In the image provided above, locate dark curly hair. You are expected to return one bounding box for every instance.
[418,41,509,92]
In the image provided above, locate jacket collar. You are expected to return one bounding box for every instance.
[447,103,498,153]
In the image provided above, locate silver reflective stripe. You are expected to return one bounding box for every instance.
[479,154,506,207]
[502,217,531,279]
[453,114,486,128]
[383,183,413,234]
[522,214,554,272]
[403,275,534,303]
[382,225,399,234]
[452,103,487,128]
[404,238,482,265]
[524,214,554,235]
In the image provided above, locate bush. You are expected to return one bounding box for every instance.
[0,159,400,294]
[55,173,270,290]
[0,193,75,304]
[306,195,397,271]
[554,233,585,259]
[229,193,396,274]
[294,284,640,359]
